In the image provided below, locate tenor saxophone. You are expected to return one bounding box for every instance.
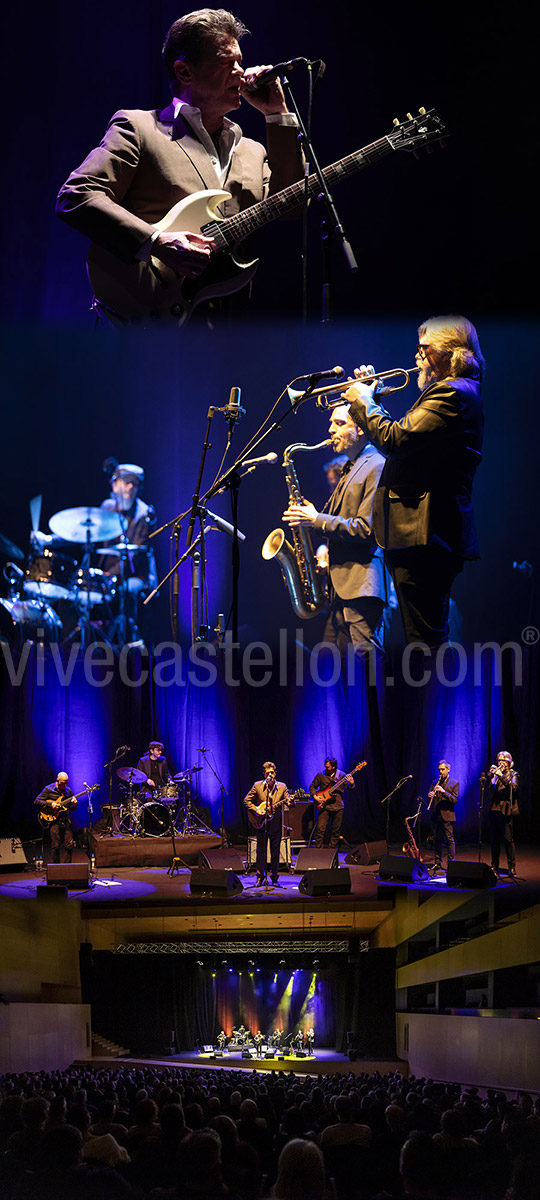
[262,440,331,620]
[402,803,423,860]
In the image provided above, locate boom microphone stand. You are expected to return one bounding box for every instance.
[381,775,413,853]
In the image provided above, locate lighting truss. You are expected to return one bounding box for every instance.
[111,939,361,955]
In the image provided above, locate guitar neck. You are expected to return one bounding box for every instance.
[209,138,392,248]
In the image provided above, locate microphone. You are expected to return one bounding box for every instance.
[307,366,344,384]
[196,747,209,752]
[245,57,308,93]
[241,452,278,467]
[145,505,156,527]
[220,386,246,421]
[204,509,246,542]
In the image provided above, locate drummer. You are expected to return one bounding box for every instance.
[137,741,171,798]
[99,460,158,640]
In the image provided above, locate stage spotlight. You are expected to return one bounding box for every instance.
[221,959,227,966]
[248,959,255,967]
[313,958,320,967]
[196,960,203,967]
[279,959,286,967]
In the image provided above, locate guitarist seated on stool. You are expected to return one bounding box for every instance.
[35,772,78,864]
[309,758,354,850]
[244,761,290,887]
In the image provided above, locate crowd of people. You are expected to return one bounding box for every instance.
[0,1063,539,1199]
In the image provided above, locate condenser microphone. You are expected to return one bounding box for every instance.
[220,386,246,421]
[244,57,308,92]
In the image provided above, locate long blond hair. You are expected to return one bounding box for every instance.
[418,315,485,382]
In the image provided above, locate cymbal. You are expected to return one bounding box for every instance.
[49,507,123,544]
[116,766,147,783]
[173,766,203,781]
[0,531,24,560]
[94,543,148,554]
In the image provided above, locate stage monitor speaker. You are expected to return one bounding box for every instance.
[298,867,351,896]
[0,837,29,872]
[345,840,386,866]
[294,847,337,874]
[214,1050,224,1057]
[446,861,497,889]
[46,862,89,888]
[275,1051,284,1059]
[241,1049,251,1059]
[295,1050,307,1057]
[197,848,245,874]
[265,1051,275,1058]
[189,868,243,896]
[378,855,430,883]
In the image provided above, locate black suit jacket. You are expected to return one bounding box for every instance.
[312,446,388,602]
[429,776,459,822]
[137,754,170,785]
[348,378,483,558]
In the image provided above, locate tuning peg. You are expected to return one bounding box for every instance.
[418,106,426,115]
[406,112,413,120]
[393,118,400,126]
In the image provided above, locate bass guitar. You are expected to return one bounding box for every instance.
[313,762,367,811]
[87,108,447,323]
[246,788,305,831]
[37,784,99,825]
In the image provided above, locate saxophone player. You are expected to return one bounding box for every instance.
[427,760,459,872]
[488,751,519,879]
[283,405,391,658]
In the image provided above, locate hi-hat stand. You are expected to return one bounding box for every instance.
[174,767,214,836]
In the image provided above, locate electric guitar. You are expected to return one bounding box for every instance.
[246,788,305,831]
[87,108,447,324]
[37,784,99,824]
[313,762,367,811]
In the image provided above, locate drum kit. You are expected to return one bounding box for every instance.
[0,506,149,650]
[104,763,212,838]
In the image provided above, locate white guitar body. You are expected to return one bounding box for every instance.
[86,189,258,324]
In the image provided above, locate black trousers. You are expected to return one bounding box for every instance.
[433,815,455,864]
[386,547,463,647]
[323,596,385,658]
[489,811,516,872]
[50,819,74,863]
[256,811,282,882]
[315,806,343,849]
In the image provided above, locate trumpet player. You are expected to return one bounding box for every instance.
[488,751,519,879]
[343,315,485,647]
[283,404,391,658]
[427,759,459,872]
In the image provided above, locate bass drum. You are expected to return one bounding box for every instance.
[24,548,77,601]
[141,801,171,836]
[0,597,63,648]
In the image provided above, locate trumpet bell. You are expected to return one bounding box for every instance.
[262,529,285,560]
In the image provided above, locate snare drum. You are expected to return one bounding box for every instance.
[142,801,171,836]
[24,548,77,601]
[155,783,179,803]
[72,567,115,607]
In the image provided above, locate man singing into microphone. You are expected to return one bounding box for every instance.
[56,8,303,324]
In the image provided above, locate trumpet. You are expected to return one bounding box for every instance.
[288,366,420,410]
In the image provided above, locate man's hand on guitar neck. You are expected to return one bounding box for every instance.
[152,230,216,277]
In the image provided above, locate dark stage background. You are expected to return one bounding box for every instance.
[81,949,397,1057]
[1,0,537,322]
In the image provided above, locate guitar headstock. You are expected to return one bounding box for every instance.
[388,107,448,154]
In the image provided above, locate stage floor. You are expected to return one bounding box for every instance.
[83,1049,408,1078]
[1,844,540,910]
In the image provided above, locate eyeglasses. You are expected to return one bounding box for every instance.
[416,344,431,360]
